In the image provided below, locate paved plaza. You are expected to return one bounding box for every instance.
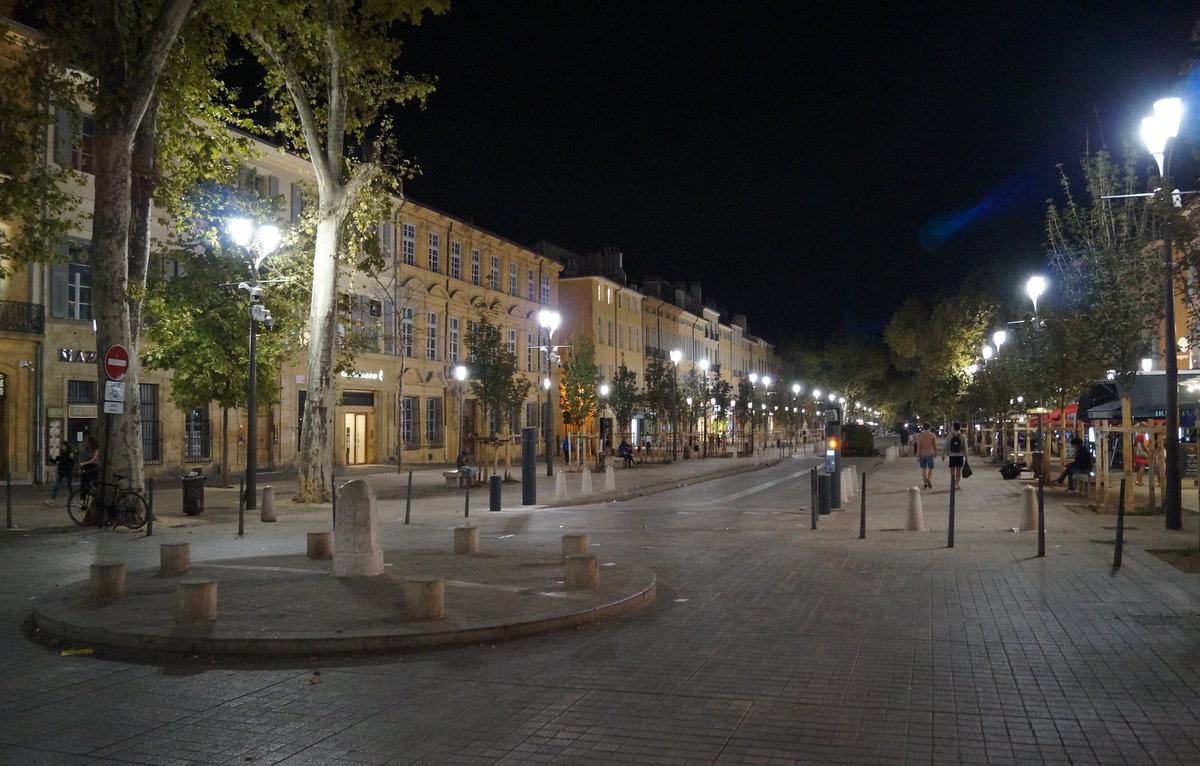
[3,447,1200,764]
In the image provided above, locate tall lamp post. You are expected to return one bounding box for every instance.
[538,309,561,477]
[454,364,468,459]
[598,383,610,469]
[669,349,682,460]
[1026,275,1049,480]
[228,218,280,511]
[698,359,711,457]
[1143,96,1185,529]
[748,372,759,455]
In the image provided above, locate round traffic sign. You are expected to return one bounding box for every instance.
[103,344,130,381]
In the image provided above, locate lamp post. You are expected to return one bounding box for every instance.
[228,218,280,511]
[748,372,758,455]
[762,375,773,453]
[1025,275,1049,481]
[669,349,682,460]
[538,309,561,477]
[598,382,610,468]
[1143,96,1185,529]
[698,359,711,457]
[454,364,468,460]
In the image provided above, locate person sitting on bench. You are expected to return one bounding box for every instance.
[618,440,634,467]
[456,451,476,485]
[1055,437,1093,491]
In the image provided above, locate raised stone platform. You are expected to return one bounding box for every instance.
[32,545,656,656]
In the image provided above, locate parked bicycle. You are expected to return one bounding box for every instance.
[67,473,149,530]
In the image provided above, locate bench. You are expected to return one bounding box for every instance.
[443,469,475,488]
[1074,473,1096,498]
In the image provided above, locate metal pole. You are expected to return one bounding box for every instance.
[246,308,258,511]
[544,334,554,478]
[947,479,956,549]
[1163,221,1182,529]
[5,473,11,529]
[1037,474,1045,558]
[858,471,867,539]
[238,474,245,537]
[404,470,413,524]
[464,482,470,518]
[1114,478,1127,569]
[810,466,818,529]
[145,477,154,537]
[671,370,678,461]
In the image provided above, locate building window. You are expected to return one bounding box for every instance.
[450,241,462,280]
[401,396,416,445]
[508,329,517,361]
[526,332,534,372]
[471,249,481,286]
[184,406,211,462]
[401,306,415,358]
[426,311,438,360]
[526,402,539,429]
[425,398,442,445]
[402,222,416,265]
[508,263,518,296]
[55,112,96,174]
[541,274,551,305]
[490,256,500,291]
[141,384,162,464]
[449,316,460,363]
[527,268,535,301]
[67,380,96,404]
[428,231,440,274]
[67,262,92,321]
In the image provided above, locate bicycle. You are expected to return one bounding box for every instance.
[67,474,149,530]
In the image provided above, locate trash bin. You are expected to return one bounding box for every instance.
[182,473,205,515]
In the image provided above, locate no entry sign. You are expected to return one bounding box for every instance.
[103,344,130,381]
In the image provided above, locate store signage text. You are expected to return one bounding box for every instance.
[59,348,97,364]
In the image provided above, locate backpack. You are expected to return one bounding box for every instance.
[999,463,1022,480]
[950,433,963,453]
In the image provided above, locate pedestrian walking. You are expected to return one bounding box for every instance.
[78,435,100,494]
[914,423,937,489]
[943,422,967,490]
[45,440,76,506]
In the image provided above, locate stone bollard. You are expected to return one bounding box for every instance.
[605,465,616,491]
[555,470,568,500]
[90,562,126,599]
[906,487,926,531]
[840,470,851,504]
[159,542,190,576]
[404,578,444,620]
[561,533,589,562]
[176,578,217,623]
[581,469,593,494]
[333,479,384,577]
[454,525,479,555]
[1020,485,1039,531]
[260,485,276,522]
[307,531,333,559]
[564,554,600,589]
[851,465,859,494]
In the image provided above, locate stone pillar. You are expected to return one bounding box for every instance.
[405,578,444,620]
[906,487,925,532]
[260,486,276,522]
[177,579,217,623]
[332,479,384,577]
[581,469,593,494]
[454,525,479,555]
[605,465,616,491]
[561,533,589,562]
[307,531,333,559]
[1020,485,1039,531]
[90,562,126,599]
[555,470,568,500]
[159,542,190,576]
[565,554,599,589]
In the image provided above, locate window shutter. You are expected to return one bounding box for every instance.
[290,183,303,222]
[49,263,68,318]
[53,110,72,166]
[268,175,280,198]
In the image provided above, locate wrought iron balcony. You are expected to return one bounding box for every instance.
[0,300,45,334]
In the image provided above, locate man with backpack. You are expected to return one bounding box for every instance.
[943,422,967,490]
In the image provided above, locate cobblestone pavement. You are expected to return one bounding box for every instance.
[3,447,1200,764]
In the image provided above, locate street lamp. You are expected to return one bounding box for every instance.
[993,329,1008,350]
[454,364,468,460]
[1026,275,1046,314]
[669,349,682,460]
[1143,96,1185,529]
[598,382,610,466]
[227,218,280,511]
[698,359,711,457]
[538,309,561,477]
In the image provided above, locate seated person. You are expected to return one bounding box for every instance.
[1055,437,1094,491]
[455,451,476,485]
[618,440,634,466]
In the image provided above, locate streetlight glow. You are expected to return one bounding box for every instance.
[1026,275,1046,313]
[1142,97,1182,175]
[982,345,994,360]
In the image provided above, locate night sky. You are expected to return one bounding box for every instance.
[396,1,1200,345]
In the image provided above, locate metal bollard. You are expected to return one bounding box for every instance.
[858,471,867,539]
[947,479,956,549]
[404,471,413,524]
[817,473,831,515]
[1114,478,1126,569]
[490,474,502,512]
[146,477,155,537]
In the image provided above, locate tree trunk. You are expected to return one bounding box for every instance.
[220,407,229,487]
[295,214,341,503]
[1122,396,1135,513]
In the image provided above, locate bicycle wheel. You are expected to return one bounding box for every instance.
[115,491,149,530]
[66,489,91,526]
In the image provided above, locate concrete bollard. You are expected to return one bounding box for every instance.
[332,479,384,577]
[581,469,593,494]
[555,470,568,500]
[561,533,589,562]
[1020,485,1039,531]
[454,525,479,555]
[176,578,218,623]
[906,487,926,531]
[851,465,859,494]
[565,554,600,589]
[840,470,851,504]
[260,485,276,522]
[404,578,445,620]
[605,465,616,491]
[90,562,126,599]
[307,531,333,559]
[159,542,190,576]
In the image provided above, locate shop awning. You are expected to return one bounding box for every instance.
[1083,371,1200,421]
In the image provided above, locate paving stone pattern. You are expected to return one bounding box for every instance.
[2,450,1200,764]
